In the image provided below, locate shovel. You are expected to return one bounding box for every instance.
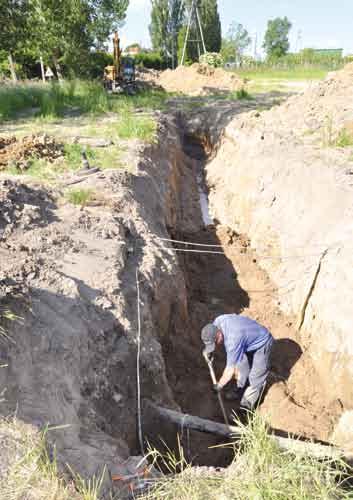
[203,352,230,427]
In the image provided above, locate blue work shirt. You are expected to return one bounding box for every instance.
[213,314,271,368]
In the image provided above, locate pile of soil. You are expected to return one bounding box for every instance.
[0,134,64,170]
[247,62,353,143]
[157,63,244,96]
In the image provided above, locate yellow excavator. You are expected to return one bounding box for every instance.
[103,32,136,93]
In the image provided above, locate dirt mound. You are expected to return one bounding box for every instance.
[0,134,63,170]
[157,63,244,96]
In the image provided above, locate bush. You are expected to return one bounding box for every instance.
[199,52,224,68]
[134,51,166,70]
[86,51,113,79]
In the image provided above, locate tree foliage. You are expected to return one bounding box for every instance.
[177,0,221,64]
[263,16,292,59]
[199,0,221,54]
[221,22,251,64]
[0,0,129,77]
[149,0,184,67]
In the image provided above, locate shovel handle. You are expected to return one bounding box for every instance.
[206,360,230,427]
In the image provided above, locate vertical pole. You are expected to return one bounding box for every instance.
[136,269,145,456]
[181,0,195,65]
[8,54,17,82]
[196,6,206,55]
[40,56,45,82]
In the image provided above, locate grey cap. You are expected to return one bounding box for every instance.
[201,323,218,354]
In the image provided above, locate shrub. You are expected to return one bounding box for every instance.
[86,51,114,79]
[199,52,224,68]
[134,51,166,70]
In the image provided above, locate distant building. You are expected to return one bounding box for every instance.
[313,48,343,57]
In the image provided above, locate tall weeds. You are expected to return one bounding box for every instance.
[141,413,353,500]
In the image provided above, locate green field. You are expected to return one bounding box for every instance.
[237,67,329,81]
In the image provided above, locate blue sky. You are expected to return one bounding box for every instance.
[120,0,353,55]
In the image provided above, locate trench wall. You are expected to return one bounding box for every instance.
[190,112,353,410]
[0,114,204,488]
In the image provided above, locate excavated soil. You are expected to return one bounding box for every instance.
[148,63,244,96]
[0,134,64,170]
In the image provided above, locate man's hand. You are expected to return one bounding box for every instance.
[212,383,223,393]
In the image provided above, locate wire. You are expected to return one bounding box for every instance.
[170,248,226,255]
[157,244,327,260]
[136,268,144,456]
[156,236,223,247]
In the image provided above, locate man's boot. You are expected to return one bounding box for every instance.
[239,385,260,410]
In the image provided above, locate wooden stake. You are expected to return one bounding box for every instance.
[40,56,45,82]
[8,54,17,82]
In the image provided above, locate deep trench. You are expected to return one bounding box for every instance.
[147,134,245,467]
[142,129,338,469]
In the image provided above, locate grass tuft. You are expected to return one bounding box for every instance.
[141,413,353,500]
[0,307,22,342]
[235,88,253,100]
[67,465,106,500]
[336,128,353,148]
[114,110,157,141]
[65,188,95,207]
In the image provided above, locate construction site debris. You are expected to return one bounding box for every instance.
[0,134,64,171]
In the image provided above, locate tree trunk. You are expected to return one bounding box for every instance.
[8,54,17,82]
[146,401,353,462]
[53,56,63,81]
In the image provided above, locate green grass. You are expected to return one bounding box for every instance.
[0,307,22,342]
[336,128,353,148]
[238,67,328,81]
[7,142,124,182]
[141,413,353,500]
[67,465,106,500]
[0,81,161,148]
[114,110,157,141]
[0,81,167,122]
[65,188,95,207]
[0,418,104,500]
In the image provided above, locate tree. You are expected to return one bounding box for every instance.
[199,0,221,53]
[0,0,33,79]
[28,0,129,77]
[263,16,292,59]
[221,22,251,65]
[149,0,184,68]
[177,0,221,64]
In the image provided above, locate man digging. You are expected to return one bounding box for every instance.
[201,314,274,410]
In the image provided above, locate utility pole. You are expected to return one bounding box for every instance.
[253,31,258,60]
[295,29,303,53]
[180,0,206,66]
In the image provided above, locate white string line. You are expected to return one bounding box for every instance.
[154,235,352,252]
[169,248,226,255]
[136,268,144,456]
[155,236,223,247]
[157,245,330,260]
